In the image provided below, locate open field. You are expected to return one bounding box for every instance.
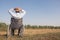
[0,29,60,40]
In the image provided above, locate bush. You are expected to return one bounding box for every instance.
[0,23,8,31]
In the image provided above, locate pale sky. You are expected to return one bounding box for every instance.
[0,0,60,26]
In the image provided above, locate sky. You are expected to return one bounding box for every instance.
[0,0,60,26]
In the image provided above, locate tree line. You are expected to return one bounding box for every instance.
[25,25,60,29]
[0,23,60,30]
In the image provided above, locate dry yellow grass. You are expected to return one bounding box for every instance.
[24,29,60,35]
[0,29,60,35]
[0,29,60,40]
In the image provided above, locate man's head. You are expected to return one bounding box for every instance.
[14,8,22,13]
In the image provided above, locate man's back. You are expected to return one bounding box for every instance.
[8,8,26,37]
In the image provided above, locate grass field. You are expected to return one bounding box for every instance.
[0,29,60,40]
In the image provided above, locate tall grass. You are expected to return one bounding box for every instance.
[0,32,60,40]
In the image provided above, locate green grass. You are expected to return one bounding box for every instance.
[0,32,60,40]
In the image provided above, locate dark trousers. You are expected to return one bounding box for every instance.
[9,18,24,36]
[10,25,24,36]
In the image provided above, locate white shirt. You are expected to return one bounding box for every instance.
[9,8,26,19]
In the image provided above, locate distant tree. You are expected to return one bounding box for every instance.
[31,25,38,29]
[25,24,31,29]
[0,23,8,31]
[0,23,7,27]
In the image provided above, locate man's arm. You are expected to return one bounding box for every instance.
[13,9,26,19]
[8,8,26,19]
[19,9,26,18]
[8,8,16,17]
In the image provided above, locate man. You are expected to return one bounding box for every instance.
[8,7,26,37]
